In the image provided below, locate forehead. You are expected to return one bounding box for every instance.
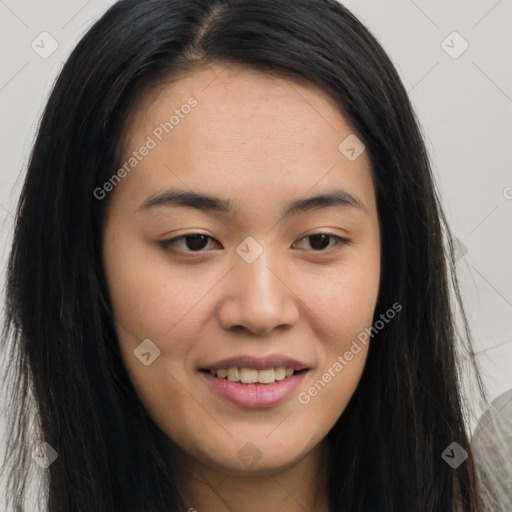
[127,63,356,150]
[115,63,375,214]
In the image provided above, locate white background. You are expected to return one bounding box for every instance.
[1,0,511,508]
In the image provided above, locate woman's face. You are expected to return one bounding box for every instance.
[103,63,381,473]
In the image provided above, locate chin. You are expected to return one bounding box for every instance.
[185,432,317,474]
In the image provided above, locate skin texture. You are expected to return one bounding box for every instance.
[102,63,381,511]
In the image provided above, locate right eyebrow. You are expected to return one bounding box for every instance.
[136,189,238,214]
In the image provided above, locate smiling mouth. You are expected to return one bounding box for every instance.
[200,367,308,385]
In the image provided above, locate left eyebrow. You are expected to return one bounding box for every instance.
[283,189,368,216]
[136,187,368,216]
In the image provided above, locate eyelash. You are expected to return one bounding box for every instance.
[158,232,350,256]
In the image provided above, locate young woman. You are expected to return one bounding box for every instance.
[1,0,490,510]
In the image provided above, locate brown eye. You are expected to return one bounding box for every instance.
[159,232,350,257]
[294,233,349,252]
[159,234,219,254]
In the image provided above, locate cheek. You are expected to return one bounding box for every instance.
[102,231,211,418]
[103,233,212,343]
[104,246,208,436]
[298,254,380,342]
[297,348,367,435]
[292,251,379,414]
[293,276,373,435]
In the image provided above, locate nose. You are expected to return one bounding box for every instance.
[216,249,300,336]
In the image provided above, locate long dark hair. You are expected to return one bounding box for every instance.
[1,0,487,510]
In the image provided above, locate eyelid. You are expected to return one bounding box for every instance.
[158,231,351,256]
[294,233,350,252]
[158,233,220,255]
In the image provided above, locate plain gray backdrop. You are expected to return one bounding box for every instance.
[1,1,511,509]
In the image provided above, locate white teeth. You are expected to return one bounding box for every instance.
[208,366,299,384]
[227,367,240,382]
[257,368,275,383]
[274,367,286,380]
[240,368,258,383]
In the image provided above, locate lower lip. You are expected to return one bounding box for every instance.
[199,370,309,409]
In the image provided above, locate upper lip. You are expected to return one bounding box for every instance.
[200,353,310,372]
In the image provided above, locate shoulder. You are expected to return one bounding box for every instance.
[471,388,512,512]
